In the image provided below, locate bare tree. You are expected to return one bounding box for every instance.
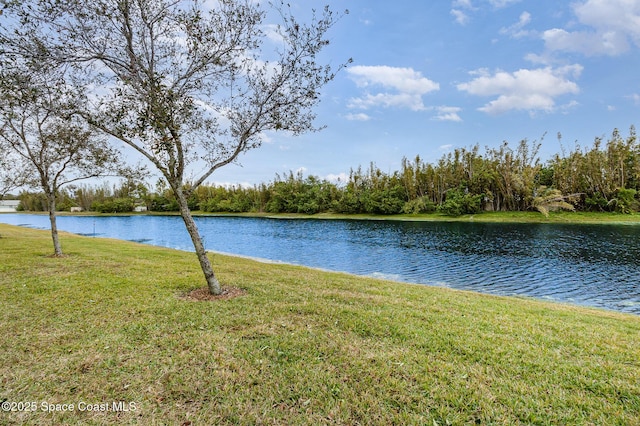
[3,0,348,293]
[0,65,121,256]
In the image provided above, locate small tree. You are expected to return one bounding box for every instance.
[531,187,577,218]
[0,65,121,256]
[0,150,31,201]
[3,0,348,293]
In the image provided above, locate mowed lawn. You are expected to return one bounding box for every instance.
[1,223,639,425]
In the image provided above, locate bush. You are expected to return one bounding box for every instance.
[333,191,360,214]
[91,198,135,213]
[361,187,406,215]
[402,196,436,214]
[611,188,638,214]
[585,193,609,212]
[148,195,179,212]
[438,187,483,217]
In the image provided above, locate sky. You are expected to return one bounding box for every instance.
[3,1,640,189]
[203,0,640,187]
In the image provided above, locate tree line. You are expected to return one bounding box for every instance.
[16,127,640,217]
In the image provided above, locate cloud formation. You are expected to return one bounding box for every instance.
[543,0,640,56]
[451,0,521,25]
[434,106,463,122]
[344,113,372,122]
[500,11,532,38]
[457,65,583,115]
[347,65,439,112]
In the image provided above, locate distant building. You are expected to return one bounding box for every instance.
[0,200,21,212]
[70,207,84,213]
[134,205,148,212]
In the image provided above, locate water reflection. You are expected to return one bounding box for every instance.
[1,214,639,314]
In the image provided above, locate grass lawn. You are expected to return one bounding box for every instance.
[1,223,639,425]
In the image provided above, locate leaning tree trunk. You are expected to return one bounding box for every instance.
[174,186,222,295]
[46,192,63,256]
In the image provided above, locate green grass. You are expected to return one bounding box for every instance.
[48,209,640,225]
[1,224,639,425]
[190,210,640,225]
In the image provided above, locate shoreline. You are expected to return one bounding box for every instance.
[5,209,640,225]
[2,219,639,316]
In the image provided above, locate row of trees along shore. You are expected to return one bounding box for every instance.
[16,127,640,217]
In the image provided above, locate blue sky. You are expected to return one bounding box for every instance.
[207,1,640,186]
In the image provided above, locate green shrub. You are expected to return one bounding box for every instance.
[361,187,406,215]
[585,193,610,212]
[148,195,179,212]
[611,188,638,214]
[402,196,436,214]
[91,198,135,213]
[438,187,483,217]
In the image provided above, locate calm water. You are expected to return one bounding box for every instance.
[2,213,640,314]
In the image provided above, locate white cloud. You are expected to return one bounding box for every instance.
[347,65,439,112]
[348,93,429,112]
[544,0,640,56]
[434,106,463,122]
[524,52,553,65]
[325,172,349,184]
[450,0,474,25]
[543,28,629,56]
[575,0,640,39]
[457,65,583,115]
[559,100,580,114]
[344,113,372,121]
[348,65,439,94]
[488,0,521,8]
[451,0,520,25]
[452,0,474,8]
[451,9,470,25]
[500,11,532,38]
[263,24,285,44]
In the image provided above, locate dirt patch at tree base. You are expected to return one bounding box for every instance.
[179,286,246,302]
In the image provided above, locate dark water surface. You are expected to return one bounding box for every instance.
[2,213,639,314]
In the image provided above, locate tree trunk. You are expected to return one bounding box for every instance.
[47,193,63,256]
[174,186,222,295]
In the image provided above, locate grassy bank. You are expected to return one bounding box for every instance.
[220,210,640,224]
[1,224,639,425]
[12,209,640,225]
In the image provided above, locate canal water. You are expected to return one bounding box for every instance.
[2,213,639,314]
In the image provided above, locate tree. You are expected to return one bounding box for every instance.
[0,150,31,200]
[531,187,576,218]
[2,0,348,293]
[0,64,121,256]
